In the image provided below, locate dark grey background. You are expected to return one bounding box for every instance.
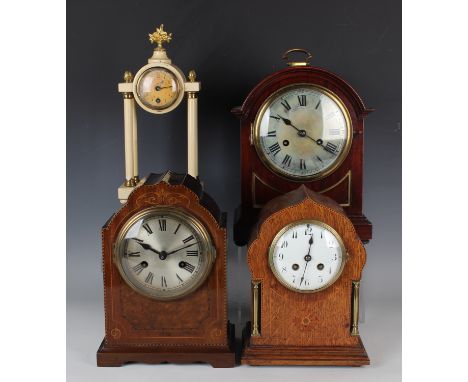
[67,0,401,380]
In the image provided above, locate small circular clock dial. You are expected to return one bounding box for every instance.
[254,85,351,180]
[269,220,346,292]
[136,67,180,110]
[115,208,214,300]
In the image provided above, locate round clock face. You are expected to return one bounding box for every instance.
[254,85,352,180]
[114,207,215,300]
[135,67,181,111]
[269,220,346,292]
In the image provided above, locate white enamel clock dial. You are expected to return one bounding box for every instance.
[254,85,352,180]
[115,208,215,300]
[269,220,346,292]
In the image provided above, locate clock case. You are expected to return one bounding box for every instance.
[232,64,374,246]
[97,171,235,367]
[242,185,369,366]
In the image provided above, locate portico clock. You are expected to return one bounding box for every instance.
[232,49,373,246]
[97,25,235,368]
[242,185,369,366]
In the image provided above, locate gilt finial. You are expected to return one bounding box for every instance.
[148,24,172,50]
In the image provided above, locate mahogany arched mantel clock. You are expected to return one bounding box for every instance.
[232,49,374,246]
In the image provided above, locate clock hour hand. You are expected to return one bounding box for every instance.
[155,85,172,91]
[134,240,161,255]
[166,242,198,256]
[276,115,337,156]
[277,115,301,132]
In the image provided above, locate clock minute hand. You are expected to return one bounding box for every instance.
[300,234,314,286]
[166,242,198,256]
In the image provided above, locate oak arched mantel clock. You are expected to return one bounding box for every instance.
[242,185,369,366]
[232,49,374,246]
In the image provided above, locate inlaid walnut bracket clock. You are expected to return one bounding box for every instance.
[97,25,235,367]
[232,49,374,246]
[241,185,369,366]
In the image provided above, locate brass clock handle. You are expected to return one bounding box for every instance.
[282,48,312,67]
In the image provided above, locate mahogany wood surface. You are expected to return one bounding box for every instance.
[232,65,373,245]
[97,171,235,367]
[242,185,369,366]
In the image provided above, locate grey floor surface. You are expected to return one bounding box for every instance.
[67,287,401,382]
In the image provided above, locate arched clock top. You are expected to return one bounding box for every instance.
[247,185,366,282]
[232,65,374,121]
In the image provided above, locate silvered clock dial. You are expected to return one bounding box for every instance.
[269,220,347,292]
[114,207,215,300]
[254,85,352,180]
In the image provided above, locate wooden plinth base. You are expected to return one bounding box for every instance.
[241,322,369,366]
[97,323,236,368]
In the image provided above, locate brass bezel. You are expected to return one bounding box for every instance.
[268,219,348,293]
[253,84,353,181]
[113,206,216,301]
[133,62,186,114]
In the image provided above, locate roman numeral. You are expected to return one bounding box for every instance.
[281,99,291,111]
[173,223,181,235]
[268,142,281,156]
[298,95,306,106]
[281,241,288,248]
[186,250,199,256]
[182,235,194,244]
[279,253,284,260]
[183,263,195,273]
[324,142,338,154]
[270,115,280,120]
[176,273,184,284]
[161,276,167,287]
[144,272,154,284]
[267,130,277,137]
[132,262,146,275]
[281,154,292,167]
[126,251,140,257]
[316,155,323,163]
[300,159,306,170]
[281,266,287,273]
[158,219,167,231]
[142,223,152,234]
[315,100,321,109]
[292,231,298,239]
